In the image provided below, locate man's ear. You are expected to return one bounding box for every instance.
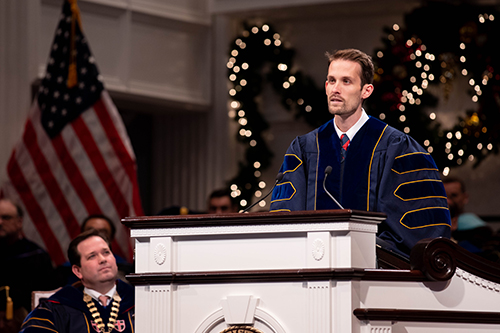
[361,84,374,99]
[72,265,83,280]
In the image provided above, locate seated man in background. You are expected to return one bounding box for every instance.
[443,176,496,260]
[207,188,239,214]
[0,198,55,333]
[20,229,134,333]
[81,215,117,243]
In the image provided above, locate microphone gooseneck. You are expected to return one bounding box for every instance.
[323,166,344,209]
[241,172,284,213]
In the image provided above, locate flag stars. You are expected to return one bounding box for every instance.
[34,4,115,140]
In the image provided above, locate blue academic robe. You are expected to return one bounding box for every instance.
[20,280,134,333]
[270,117,451,255]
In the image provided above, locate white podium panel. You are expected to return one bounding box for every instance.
[130,211,382,274]
[123,210,500,333]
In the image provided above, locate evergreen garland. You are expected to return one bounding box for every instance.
[368,1,500,171]
[227,2,500,210]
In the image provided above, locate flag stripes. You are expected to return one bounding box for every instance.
[24,119,82,239]
[94,96,143,217]
[4,96,140,264]
[1,0,143,265]
[7,150,67,264]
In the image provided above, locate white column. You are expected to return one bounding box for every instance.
[308,281,332,332]
[0,0,40,176]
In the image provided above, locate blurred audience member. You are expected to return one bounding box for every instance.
[0,198,55,333]
[207,189,238,214]
[443,177,496,260]
[81,215,116,242]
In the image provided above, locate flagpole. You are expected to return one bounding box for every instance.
[67,0,82,88]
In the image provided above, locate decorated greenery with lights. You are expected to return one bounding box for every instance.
[227,2,500,210]
[368,2,500,174]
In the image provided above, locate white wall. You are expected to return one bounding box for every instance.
[0,0,40,175]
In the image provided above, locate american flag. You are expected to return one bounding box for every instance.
[1,0,143,265]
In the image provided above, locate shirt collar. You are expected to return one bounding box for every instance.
[84,284,116,304]
[334,109,369,140]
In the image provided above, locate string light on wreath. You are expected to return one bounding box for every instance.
[443,11,500,168]
[478,13,495,23]
[370,2,500,174]
[225,23,299,209]
[224,22,338,210]
[390,34,437,137]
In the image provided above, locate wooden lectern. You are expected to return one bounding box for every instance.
[123,210,500,333]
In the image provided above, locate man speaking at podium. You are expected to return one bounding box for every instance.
[270,48,451,256]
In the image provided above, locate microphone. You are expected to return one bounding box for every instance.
[241,172,284,213]
[323,166,344,209]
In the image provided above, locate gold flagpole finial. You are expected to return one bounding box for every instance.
[67,0,82,88]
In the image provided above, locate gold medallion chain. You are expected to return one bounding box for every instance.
[83,292,121,333]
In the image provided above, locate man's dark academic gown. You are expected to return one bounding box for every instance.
[19,280,134,333]
[270,117,451,255]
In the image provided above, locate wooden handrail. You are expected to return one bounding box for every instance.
[411,237,500,284]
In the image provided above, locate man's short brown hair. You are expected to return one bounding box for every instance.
[67,229,111,267]
[325,48,374,87]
